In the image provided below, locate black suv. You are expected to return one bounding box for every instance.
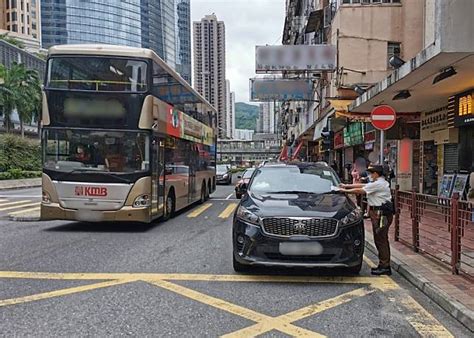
[232,163,364,273]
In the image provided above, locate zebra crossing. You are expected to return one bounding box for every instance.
[0,198,41,219]
[0,198,239,220]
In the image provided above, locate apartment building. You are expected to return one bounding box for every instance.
[281,0,424,166]
[193,14,227,139]
[0,0,41,50]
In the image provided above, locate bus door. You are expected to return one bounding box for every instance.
[152,137,165,217]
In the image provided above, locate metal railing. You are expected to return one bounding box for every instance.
[391,186,474,277]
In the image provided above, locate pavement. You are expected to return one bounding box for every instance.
[365,224,474,332]
[0,182,472,336]
[0,178,41,191]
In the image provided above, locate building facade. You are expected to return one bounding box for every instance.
[193,14,227,138]
[40,0,191,82]
[0,0,41,50]
[281,0,424,172]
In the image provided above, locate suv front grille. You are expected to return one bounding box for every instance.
[262,218,338,238]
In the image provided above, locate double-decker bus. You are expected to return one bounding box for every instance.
[41,45,217,223]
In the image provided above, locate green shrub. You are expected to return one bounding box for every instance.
[0,134,41,172]
[0,169,41,180]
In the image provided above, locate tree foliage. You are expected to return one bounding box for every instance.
[0,62,41,136]
[235,102,259,131]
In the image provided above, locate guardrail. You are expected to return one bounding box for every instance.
[391,187,474,277]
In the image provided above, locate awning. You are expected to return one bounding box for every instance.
[328,99,352,112]
[313,113,330,141]
[349,43,474,114]
[305,10,323,33]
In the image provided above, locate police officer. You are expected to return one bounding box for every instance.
[339,165,393,275]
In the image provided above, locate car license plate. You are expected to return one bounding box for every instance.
[279,242,323,256]
[76,210,104,222]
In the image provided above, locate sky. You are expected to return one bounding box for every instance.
[190,0,286,104]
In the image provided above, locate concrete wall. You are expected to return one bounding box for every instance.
[437,0,474,52]
[424,0,436,48]
[329,1,424,92]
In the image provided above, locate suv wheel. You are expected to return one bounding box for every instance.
[233,255,250,273]
[347,260,363,275]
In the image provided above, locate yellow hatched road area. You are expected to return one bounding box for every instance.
[0,261,453,337]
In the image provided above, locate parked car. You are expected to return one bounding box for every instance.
[216,164,232,185]
[232,163,364,274]
[235,168,255,199]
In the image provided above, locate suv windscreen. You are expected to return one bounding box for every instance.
[250,166,340,194]
[243,169,255,179]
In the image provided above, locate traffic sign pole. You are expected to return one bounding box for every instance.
[370,105,397,165]
[380,130,384,164]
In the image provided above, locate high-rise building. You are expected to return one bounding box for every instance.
[225,80,235,139]
[193,14,227,139]
[40,0,191,83]
[259,102,275,134]
[0,0,41,50]
[175,0,191,83]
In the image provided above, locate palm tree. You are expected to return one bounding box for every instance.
[0,63,41,136]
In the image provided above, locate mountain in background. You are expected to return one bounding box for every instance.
[235,102,259,131]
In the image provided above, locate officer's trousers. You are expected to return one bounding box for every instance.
[369,210,393,268]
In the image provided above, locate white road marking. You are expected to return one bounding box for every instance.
[226,193,234,200]
[0,195,41,198]
[211,198,239,201]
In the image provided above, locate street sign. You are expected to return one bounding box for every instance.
[371,105,397,130]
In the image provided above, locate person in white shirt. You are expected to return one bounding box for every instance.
[339,165,393,276]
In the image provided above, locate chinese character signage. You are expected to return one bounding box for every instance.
[250,78,313,101]
[454,90,474,126]
[166,106,214,146]
[255,45,336,73]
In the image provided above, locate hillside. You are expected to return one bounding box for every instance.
[235,102,259,131]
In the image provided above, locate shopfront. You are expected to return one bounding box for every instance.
[453,90,474,201]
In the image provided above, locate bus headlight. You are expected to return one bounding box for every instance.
[42,191,51,204]
[133,194,150,208]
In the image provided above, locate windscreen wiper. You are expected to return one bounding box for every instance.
[55,168,131,183]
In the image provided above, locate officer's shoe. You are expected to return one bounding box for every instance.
[371,266,392,276]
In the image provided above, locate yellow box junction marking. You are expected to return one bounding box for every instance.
[187,203,212,218]
[218,203,237,219]
[0,264,453,337]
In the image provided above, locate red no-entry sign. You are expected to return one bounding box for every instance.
[371,105,397,130]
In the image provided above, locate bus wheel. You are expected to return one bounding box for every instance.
[205,182,210,200]
[200,184,206,204]
[164,191,175,220]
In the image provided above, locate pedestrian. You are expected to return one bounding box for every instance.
[339,165,394,275]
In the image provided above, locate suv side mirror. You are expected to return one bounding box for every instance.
[241,183,248,193]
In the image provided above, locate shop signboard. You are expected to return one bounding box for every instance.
[454,90,474,126]
[438,174,455,199]
[255,45,336,73]
[452,174,469,199]
[421,107,449,140]
[343,122,364,146]
[250,78,313,101]
[334,131,344,149]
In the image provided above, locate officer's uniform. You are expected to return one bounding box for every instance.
[363,176,393,268]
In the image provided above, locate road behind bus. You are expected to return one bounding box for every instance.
[0,181,470,336]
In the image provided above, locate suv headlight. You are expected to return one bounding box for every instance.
[341,208,363,226]
[133,194,150,208]
[223,173,229,178]
[236,205,260,225]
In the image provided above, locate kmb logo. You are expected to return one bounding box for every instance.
[75,186,108,197]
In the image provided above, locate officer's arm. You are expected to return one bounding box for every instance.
[340,188,366,195]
